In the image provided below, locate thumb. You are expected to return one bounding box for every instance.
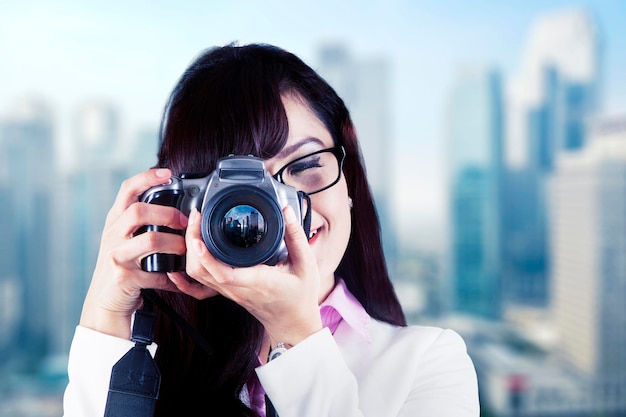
[282,205,314,273]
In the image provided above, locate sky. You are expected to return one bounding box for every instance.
[1,0,624,251]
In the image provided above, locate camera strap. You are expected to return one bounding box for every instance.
[104,289,214,417]
[298,191,312,241]
[266,395,279,417]
[104,290,160,417]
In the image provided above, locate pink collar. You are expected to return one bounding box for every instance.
[319,278,371,343]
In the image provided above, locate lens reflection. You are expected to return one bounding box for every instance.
[221,205,266,248]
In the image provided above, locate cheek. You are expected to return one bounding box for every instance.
[311,184,351,298]
[336,197,352,245]
[321,181,351,249]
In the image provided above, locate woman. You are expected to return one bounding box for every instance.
[63,43,479,416]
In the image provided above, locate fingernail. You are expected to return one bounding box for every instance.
[167,273,178,285]
[155,168,170,178]
[189,208,198,226]
[284,206,296,224]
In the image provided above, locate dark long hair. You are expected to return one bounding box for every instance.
[152,43,406,416]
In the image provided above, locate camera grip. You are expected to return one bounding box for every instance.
[136,225,186,272]
[136,189,186,273]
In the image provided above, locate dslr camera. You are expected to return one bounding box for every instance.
[137,155,306,271]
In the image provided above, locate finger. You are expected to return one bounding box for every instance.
[146,273,181,293]
[281,205,316,276]
[123,231,187,267]
[184,208,252,288]
[184,208,210,275]
[184,208,204,251]
[110,267,182,295]
[116,202,188,238]
[108,168,172,220]
[167,272,219,300]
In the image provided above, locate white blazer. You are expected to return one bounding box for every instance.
[63,319,479,416]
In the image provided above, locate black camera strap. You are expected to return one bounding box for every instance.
[104,289,214,417]
[266,395,279,417]
[298,191,312,242]
[104,291,160,417]
[142,289,214,357]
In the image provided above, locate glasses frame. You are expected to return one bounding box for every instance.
[273,145,346,195]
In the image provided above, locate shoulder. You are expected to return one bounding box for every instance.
[336,317,474,374]
[369,319,469,356]
[334,319,479,414]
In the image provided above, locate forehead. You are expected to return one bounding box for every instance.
[282,95,334,151]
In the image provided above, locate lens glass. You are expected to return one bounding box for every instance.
[221,205,266,248]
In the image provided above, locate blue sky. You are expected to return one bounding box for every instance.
[1,0,624,249]
[2,1,623,125]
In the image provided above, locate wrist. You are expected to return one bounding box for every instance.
[267,316,322,348]
[80,306,133,340]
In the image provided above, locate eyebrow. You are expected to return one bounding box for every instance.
[275,137,326,160]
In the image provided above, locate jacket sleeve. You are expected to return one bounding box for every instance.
[401,328,479,416]
[62,326,157,417]
[256,328,364,416]
[255,327,479,417]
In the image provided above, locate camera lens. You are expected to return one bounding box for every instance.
[221,205,265,248]
[201,186,284,267]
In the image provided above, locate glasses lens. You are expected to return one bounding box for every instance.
[221,205,266,248]
[282,149,340,194]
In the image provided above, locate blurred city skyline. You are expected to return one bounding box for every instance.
[1,0,625,251]
[1,2,625,416]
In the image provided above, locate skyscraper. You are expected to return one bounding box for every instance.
[548,115,626,378]
[316,45,397,271]
[521,9,600,163]
[504,8,600,307]
[73,100,121,165]
[547,114,626,411]
[0,98,55,370]
[447,68,504,319]
[0,118,19,359]
[48,100,127,356]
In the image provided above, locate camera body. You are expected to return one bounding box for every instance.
[138,155,304,271]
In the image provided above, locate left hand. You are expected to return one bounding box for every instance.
[169,206,323,347]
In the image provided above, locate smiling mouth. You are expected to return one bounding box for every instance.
[308,228,320,243]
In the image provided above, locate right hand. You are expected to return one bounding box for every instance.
[79,168,193,339]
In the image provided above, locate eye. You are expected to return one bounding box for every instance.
[287,156,323,177]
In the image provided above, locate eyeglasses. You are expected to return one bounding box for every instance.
[273,146,346,195]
